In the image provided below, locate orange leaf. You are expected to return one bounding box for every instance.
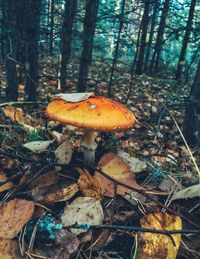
[95,153,144,197]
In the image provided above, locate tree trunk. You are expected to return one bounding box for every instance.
[175,0,197,81]
[135,0,151,75]
[150,0,170,74]
[3,0,18,101]
[60,0,77,90]
[107,0,126,97]
[49,0,54,55]
[144,0,160,73]
[77,0,99,93]
[183,59,200,145]
[25,0,41,101]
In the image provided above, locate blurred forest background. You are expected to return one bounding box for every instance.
[0,0,200,144]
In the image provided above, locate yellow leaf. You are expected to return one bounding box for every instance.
[137,212,182,259]
[0,173,13,193]
[76,168,102,200]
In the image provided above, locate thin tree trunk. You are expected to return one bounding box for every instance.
[77,0,99,93]
[3,0,18,101]
[150,0,170,74]
[183,59,200,145]
[107,0,126,97]
[25,0,41,101]
[60,0,77,90]
[175,0,197,81]
[135,0,151,75]
[144,0,159,73]
[49,0,54,55]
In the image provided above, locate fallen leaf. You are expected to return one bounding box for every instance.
[55,229,80,254]
[137,212,182,259]
[0,172,14,193]
[55,92,94,102]
[61,197,104,235]
[95,153,144,197]
[172,184,200,200]
[0,199,34,238]
[0,238,22,259]
[76,168,102,200]
[23,140,54,153]
[43,183,79,202]
[117,150,147,172]
[54,141,72,165]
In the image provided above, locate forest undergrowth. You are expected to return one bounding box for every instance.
[0,60,199,259]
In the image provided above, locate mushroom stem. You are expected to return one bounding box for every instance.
[81,130,99,164]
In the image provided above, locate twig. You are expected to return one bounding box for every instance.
[166,107,200,181]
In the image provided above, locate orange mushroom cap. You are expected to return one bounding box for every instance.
[46,96,135,132]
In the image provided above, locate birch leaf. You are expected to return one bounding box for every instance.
[172,184,200,201]
[61,197,104,235]
[54,141,72,165]
[23,140,54,153]
[55,92,94,103]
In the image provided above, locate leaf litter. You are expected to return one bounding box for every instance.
[0,80,199,258]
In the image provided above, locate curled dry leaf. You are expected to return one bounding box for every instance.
[61,197,104,235]
[172,184,200,201]
[43,183,79,202]
[137,212,182,259]
[95,153,144,197]
[0,172,14,193]
[55,92,94,102]
[23,140,54,153]
[0,238,22,259]
[76,168,102,200]
[3,106,41,130]
[0,199,34,238]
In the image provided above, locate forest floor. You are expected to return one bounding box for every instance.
[0,60,200,259]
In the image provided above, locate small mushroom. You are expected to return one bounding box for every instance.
[46,96,135,164]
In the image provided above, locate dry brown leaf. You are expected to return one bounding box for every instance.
[30,171,59,189]
[0,199,34,238]
[3,106,43,129]
[0,238,22,259]
[76,168,102,200]
[43,183,79,202]
[0,172,14,193]
[137,212,182,259]
[95,153,144,197]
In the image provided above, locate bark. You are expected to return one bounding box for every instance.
[107,0,126,97]
[135,0,151,75]
[25,0,41,101]
[77,0,99,93]
[15,0,29,83]
[60,0,77,90]
[183,59,200,145]
[49,0,55,55]
[150,0,170,74]
[175,0,197,81]
[144,0,160,73]
[3,0,18,101]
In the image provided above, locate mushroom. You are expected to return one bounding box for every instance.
[46,96,135,164]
